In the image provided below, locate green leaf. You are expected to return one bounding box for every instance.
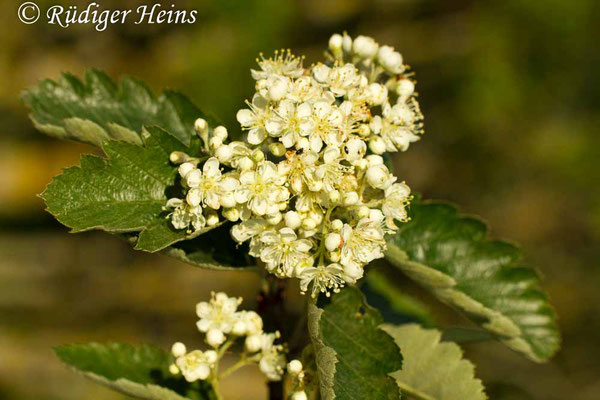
[364,269,436,326]
[382,324,487,400]
[41,126,206,253]
[307,286,402,400]
[22,69,213,147]
[55,342,214,400]
[161,223,255,270]
[385,199,560,362]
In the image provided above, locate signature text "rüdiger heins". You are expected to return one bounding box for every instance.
[47,3,197,31]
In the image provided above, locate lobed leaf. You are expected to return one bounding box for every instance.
[385,199,560,362]
[55,342,214,400]
[382,324,486,400]
[21,69,215,147]
[307,286,402,400]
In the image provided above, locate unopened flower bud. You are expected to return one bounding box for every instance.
[238,157,254,171]
[328,189,341,203]
[353,35,379,59]
[369,136,387,154]
[213,126,228,141]
[366,164,390,188]
[222,207,240,222]
[366,83,388,105]
[194,118,208,134]
[329,251,340,262]
[169,364,180,374]
[266,212,282,225]
[378,46,404,74]
[291,391,308,400]
[357,124,371,137]
[342,32,353,53]
[302,218,317,230]
[252,149,265,163]
[269,142,286,157]
[285,211,301,229]
[204,350,218,364]
[209,136,223,150]
[397,79,415,98]
[357,206,370,218]
[232,321,247,336]
[206,212,219,226]
[245,334,262,353]
[206,329,226,348]
[331,219,343,231]
[170,151,189,164]
[325,233,342,252]
[343,191,359,206]
[366,155,384,166]
[329,34,343,51]
[329,34,343,59]
[215,144,233,163]
[171,342,187,357]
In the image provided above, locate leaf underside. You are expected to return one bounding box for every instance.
[21,69,215,147]
[55,342,214,400]
[385,199,560,362]
[308,286,402,400]
[383,324,487,400]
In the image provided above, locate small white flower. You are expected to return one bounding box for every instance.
[256,332,286,381]
[382,182,411,229]
[251,49,304,80]
[259,227,313,277]
[196,292,241,334]
[237,95,274,145]
[327,64,361,97]
[235,162,288,216]
[270,100,313,148]
[186,157,238,210]
[233,310,264,336]
[340,219,386,272]
[257,74,291,102]
[298,263,345,297]
[175,350,213,382]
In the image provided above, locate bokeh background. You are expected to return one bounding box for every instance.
[1,0,599,399]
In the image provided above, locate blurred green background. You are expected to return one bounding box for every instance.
[1,0,599,399]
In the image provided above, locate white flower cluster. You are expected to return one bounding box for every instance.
[169,292,286,382]
[167,33,421,297]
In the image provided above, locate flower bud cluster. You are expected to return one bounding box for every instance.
[169,292,286,382]
[167,34,420,297]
